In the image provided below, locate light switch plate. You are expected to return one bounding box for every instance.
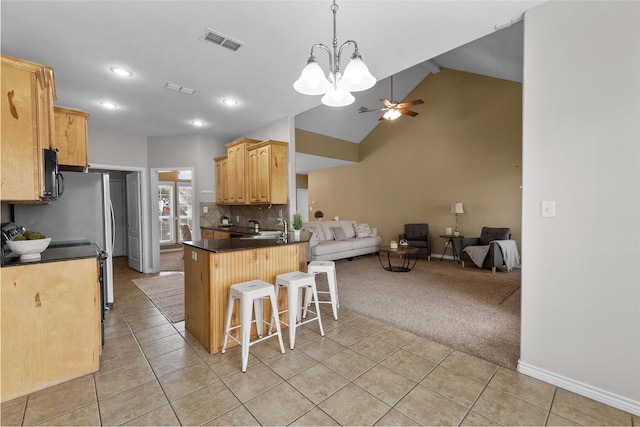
[541,201,556,218]
[191,251,197,261]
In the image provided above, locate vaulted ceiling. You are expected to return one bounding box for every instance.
[2,1,541,149]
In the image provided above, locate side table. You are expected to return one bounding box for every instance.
[439,235,463,263]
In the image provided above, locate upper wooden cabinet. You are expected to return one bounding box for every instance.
[247,140,288,204]
[226,138,259,204]
[1,54,57,202]
[53,106,89,171]
[214,155,228,205]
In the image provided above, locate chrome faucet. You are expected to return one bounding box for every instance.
[276,217,288,236]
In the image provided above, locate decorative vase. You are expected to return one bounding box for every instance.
[293,229,301,238]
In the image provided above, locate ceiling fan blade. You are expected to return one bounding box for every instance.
[396,99,424,108]
[359,106,384,113]
[380,99,394,108]
[398,108,419,117]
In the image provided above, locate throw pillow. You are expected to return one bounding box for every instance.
[330,226,348,241]
[355,223,372,238]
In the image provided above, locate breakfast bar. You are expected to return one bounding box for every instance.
[183,233,310,354]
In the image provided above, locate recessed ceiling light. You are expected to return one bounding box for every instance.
[191,120,206,127]
[100,101,118,109]
[222,98,238,106]
[110,67,132,77]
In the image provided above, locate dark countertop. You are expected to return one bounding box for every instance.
[184,232,310,253]
[1,243,102,268]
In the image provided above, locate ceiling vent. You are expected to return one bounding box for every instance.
[162,81,196,95]
[199,28,244,52]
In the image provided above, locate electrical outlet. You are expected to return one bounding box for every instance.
[203,206,208,213]
[191,251,197,261]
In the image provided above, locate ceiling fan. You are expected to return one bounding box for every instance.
[359,75,424,121]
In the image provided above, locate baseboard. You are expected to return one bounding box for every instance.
[518,360,640,416]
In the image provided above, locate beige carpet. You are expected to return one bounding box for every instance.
[133,273,184,323]
[317,256,521,369]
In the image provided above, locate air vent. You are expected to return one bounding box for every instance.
[162,81,196,95]
[199,28,244,52]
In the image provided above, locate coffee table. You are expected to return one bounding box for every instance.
[378,246,419,272]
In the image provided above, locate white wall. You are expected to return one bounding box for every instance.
[520,1,640,415]
[88,128,148,168]
[147,134,227,206]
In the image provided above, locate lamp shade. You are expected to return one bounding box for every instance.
[339,57,376,92]
[450,202,464,214]
[321,86,355,107]
[293,60,331,95]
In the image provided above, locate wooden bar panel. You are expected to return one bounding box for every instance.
[184,242,305,353]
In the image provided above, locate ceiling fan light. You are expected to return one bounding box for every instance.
[294,59,331,95]
[383,109,402,121]
[340,56,376,92]
[321,87,355,107]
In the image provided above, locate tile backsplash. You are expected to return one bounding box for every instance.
[199,203,289,231]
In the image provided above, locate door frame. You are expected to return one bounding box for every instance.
[151,167,196,273]
[89,164,150,273]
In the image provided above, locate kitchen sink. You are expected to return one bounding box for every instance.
[240,230,282,239]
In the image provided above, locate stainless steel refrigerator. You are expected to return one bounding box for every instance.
[14,171,115,308]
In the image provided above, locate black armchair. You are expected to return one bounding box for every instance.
[459,227,512,274]
[399,223,432,261]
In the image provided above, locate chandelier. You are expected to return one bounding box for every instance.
[293,0,376,107]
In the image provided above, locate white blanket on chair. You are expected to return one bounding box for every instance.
[462,240,521,271]
[462,245,490,268]
[495,240,520,271]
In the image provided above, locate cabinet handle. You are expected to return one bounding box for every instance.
[7,90,18,119]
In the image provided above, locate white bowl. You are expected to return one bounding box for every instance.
[6,238,51,261]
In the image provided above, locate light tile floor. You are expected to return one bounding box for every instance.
[2,256,638,426]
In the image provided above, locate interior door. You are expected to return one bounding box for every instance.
[126,172,143,272]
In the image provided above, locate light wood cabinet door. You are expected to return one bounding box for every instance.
[247,140,288,204]
[1,55,56,202]
[201,228,214,240]
[214,155,228,205]
[226,138,259,204]
[53,106,89,171]
[1,258,101,402]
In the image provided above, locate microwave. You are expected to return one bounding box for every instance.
[42,148,63,201]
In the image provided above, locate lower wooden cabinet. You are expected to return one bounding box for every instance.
[0,258,101,402]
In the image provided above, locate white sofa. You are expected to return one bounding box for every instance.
[301,220,381,261]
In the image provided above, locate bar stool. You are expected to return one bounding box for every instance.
[306,260,339,320]
[221,280,285,372]
[270,271,324,349]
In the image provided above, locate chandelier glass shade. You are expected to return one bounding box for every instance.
[293,0,376,107]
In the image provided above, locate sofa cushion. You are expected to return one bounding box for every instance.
[302,225,325,242]
[318,223,336,241]
[330,227,348,241]
[351,236,379,250]
[355,223,372,238]
[312,240,353,256]
[338,221,357,239]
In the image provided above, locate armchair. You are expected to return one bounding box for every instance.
[460,227,518,274]
[399,223,432,261]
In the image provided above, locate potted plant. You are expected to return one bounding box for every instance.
[292,212,303,237]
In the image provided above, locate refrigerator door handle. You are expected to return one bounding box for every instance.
[109,200,115,252]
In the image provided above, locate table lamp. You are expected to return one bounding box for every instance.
[450,202,464,236]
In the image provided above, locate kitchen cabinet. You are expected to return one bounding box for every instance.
[1,54,57,202]
[226,138,259,204]
[1,257,101,402]
[214,155,228,205]
[53,106,89,171]
[201,227,214,240]
[247,140,288,204]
